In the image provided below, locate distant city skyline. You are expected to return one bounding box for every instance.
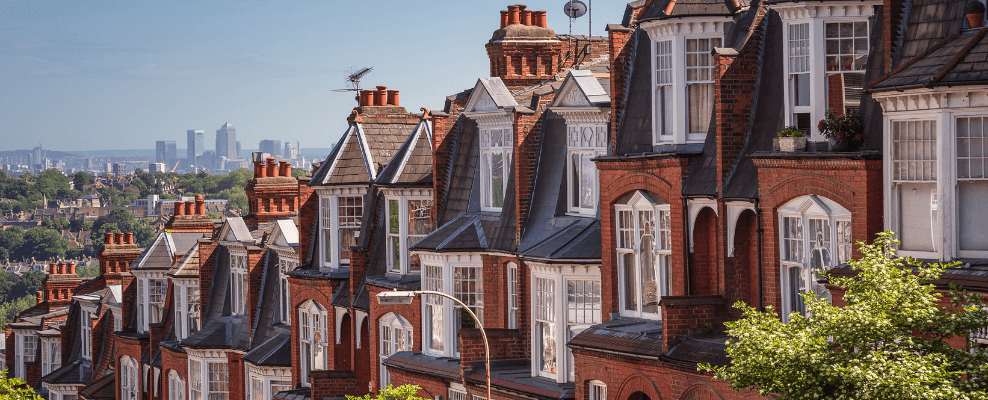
[0,1,624,152]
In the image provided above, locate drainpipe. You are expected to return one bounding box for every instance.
[683,197,692,295]
[755,198,764,311]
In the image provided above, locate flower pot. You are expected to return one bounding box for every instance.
[774,137,807,152]
[829,138,858,152]
[968,12,985,28]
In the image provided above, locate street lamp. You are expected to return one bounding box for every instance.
[377,290,492,400]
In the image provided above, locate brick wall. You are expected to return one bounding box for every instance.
[458,329,528,377]
[310,370,363,398]
[607,25,633,154]
[160,346,188,400]
[228,352,245,400]
[367,283,422,393]
[387,369,447,399]
[198,239,219,314]
[659,295,728,353]
[288,275,339,386]
[690,208,719,296]
[297,177,317,264]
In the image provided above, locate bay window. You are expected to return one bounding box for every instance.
[420,255,484,358]
[298,300,329,385]
[890,119,939,255]
[379,313,413,389]
[616,191,671,319]
[230,254,248,316]
[567,125,607,215]
[42,339,60,375]
[387,196,433,274]
[825,21,868,114]
[480,127,512,211]
[319,195,364,270]
[778,195,851,321]
[14,332,37,379]
[423,265,444,354]
[188,353,228,400]
[245,365,291,400]
[174,281,201,340]
[531,265,602,383]
[954,116,988,254]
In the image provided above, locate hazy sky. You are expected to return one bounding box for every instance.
[0,0,626,153]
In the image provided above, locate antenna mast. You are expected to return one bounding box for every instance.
[332,67,374,105]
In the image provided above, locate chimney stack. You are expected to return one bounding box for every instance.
[279,161,291,177]
[501,10,509,28]
[508,5,520,25]
[67,262,76,275]
[115,233,125,245]
[266,157,278,177]
[195,195,205,215]
[175,201,185,216]
[36,291,43,304]
[375,86,388,106]
[125,232,134,244]
[360,90,374,107]
[387,90,400,106]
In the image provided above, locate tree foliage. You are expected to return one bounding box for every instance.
[0,368,42,399]
[701,231,988,400]
[346,385,425,400]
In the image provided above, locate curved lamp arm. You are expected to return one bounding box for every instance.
[413,290,491,400]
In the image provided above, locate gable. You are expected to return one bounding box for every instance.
[551,70,611,108]
[464,78,518,113]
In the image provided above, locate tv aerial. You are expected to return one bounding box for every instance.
[332,67,374,105]
[563,0,591,64]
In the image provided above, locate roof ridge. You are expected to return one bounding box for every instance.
[870,30,962,87]
[931,28,988,85]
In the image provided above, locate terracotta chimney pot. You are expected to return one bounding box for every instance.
[115,232,125,245]
[36,291,43,304]
[174,201,185,216]
[665,0,678,15]
[360,90,374,107]
[104,232,114,244]
[508,5,520,25]
[195,195,205,215]
[266,157,278,177]
[49,263,57,274]
[279,161,290,177]
[125,232,134,244]
[67,263,76,275]
[253,161,262,178]
[535,11,547,27]
[501,10,509,28]
[521,9,532,25]
[184,201,194,216]
[387,90,400,106]
[57,262,65,275]
[375,86,388,107]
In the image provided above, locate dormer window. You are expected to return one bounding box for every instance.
[480,127,512,211]
[231,253,248,316]
[174,281,201,340]
[137,276,167,332]
[567,126,606,215]
[387,197,433,275]
[319,195,364,270]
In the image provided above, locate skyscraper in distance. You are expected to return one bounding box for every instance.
[187,130,204,165]
[259,140,282,158]
[156,141,177,164]
[216,123,236,158]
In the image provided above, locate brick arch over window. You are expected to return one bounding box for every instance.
[765,174,855,213]
[615,372,664,400]
[336,312,352,370]
[601,172,677,207]
[679,383,725,400]
[690,207,718,296]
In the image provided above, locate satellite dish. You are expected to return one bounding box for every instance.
[563,0,588,18]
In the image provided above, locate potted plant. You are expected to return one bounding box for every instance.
[774,126,807,152]
[968,0,986,28]
[818,108,864,152]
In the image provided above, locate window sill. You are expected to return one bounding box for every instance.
[751,149,881,160]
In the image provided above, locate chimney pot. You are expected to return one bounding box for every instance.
[266,157,278,177]
[104,232,114,244]
[195,195,205,215]
[279,161,291,177]
[387,90,400,106]
[521,9,532,25]
[67,262,76,275]
[375,86,388,106]
[360,90,374,106]
[36,290,43,304]
[125,232,134,244]
[534,11,547,27]
[49,263,57,274]
[184,201,194,216]
[508,5,520,25]
[57,262,65,275]
[175,201,185,215]
[501,10,509,28]
[115,232,125,245]
[253,161,262,178]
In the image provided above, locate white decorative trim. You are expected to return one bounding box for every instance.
[688,198,719,252]
[467,110,515,128]
[417,252,482,265]
[381,188,433,198]
[244,363,292,378]
[771,1,880,21]
[873,88,988,113]
[527,262,601,276]
[641,18,733,38]
[185,349,227,359]
[334,306,347,345]
[725,201,756,257]
[549,109,611,124]
[322,125,356,183]
[314,186,368,196]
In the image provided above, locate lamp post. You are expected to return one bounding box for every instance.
[377,290,492,400]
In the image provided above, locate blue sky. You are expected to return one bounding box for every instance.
[0,0,627,153]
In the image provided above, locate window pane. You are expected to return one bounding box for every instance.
[408,200,433,235]
[571,153,580,208]
[958,181,988,251]
[892,120,938,182]
[640,236,659,314]
[389,236,401,272]
[897,183,937,252]
[580,153,595,209]
[783,217,804,262]
[789,266,806,316]
[836,220,852,264]
[688,82,714,133]
[567,280,602,324]
[535,277,556,374]
[388,199,399,234]
[622,252,637,312]
[491,152,504,208]
[339,228,357,262]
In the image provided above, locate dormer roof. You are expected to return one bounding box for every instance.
[132,231,204,271]
[549,70,611,108]
[639,0,744,21]
[463,78,518,113]
[375,120,434,186]
[310,119,412,186]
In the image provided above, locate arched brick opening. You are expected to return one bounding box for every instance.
[629,392,653,400]
[679,383,723,400]
[726,210,757,310]
[690,207,718,296]
[356,317,370,381]
[336,312,352,370]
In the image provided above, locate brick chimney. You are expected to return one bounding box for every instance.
[244,158,301,227]
[98,231,143,285]
[486,5,562,90]
[41,261,84,309]
[165,196,214,233]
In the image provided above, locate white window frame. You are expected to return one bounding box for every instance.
[589,381,607,400]
[120,356,139,400]
[136,273,168,333]
[174,279,201,340]
[230,253,248,316]
[448,384,468,400]
[169,370,186,400]
[385,195,433,275]
[654,39,674,144]
[778,195,851,321]
[81,309,93,360]
[277,258,296,325]
[42,337,60,375]
[508,262,519,330]
[615,191,672,319]
[566,125,607,215]
[318,193,365,271]
[244,363,292,400]
[298,300,329,386]
[479,126,512,212]
[776,2,877,139]
[530,264,602,383]
[14,331,38,380]
[419,253,483,359]
[379,313,413,389]
[187,352,228,400]
[684,37,722,138]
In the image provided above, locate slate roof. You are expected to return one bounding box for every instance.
[78,372,116,400]
[375,120,434,186]
[310,118,415,186]
[830,264,988,292]
[520,221,601,262]
[182,244,250,350]
[133,231,204,270]
[382,351,461,381]
[242,331,292,366]
[638,0,742,22]
[41,360,90,384]
[666,336,731,366]
[568,317,665,357]
[364,273,422,290]
[249,247,292,349]
[548,70,610,108]
[411,213,499,252]
[464,360,575,400]
[893,0,966,65]
[873,28,988,90]
[168,243,200,278]
[614,29,657,155]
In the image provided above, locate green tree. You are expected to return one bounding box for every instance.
[17,227,68,262]
[0,367,42,399]
[91,222,120,249]
[11,271,45,301]
[0,227,25,262]
[346,384,425,400]
[35,169,71,200]
[72,171,91,189]
[75,264,99,278]
[701,231,988,400]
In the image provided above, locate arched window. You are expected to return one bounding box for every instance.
[120,356,139,400]
[168,370,186,400]
[379,313,413,389]
[298,300,329,386]
[615,191,671,319]
[778,195,852,321]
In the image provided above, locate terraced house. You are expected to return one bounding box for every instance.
[7,0,988,399]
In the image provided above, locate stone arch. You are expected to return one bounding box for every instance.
[690,207,718,296]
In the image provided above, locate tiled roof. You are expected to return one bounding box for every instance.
[464,359,575,400]
[375,120,434,186]
[873,28,988,90]
[242,331,292,366]
[382,351,461,381]
[568,317,665,358]
[78,372,116,400]
[639,0,741,22]
[40,360,90,384]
